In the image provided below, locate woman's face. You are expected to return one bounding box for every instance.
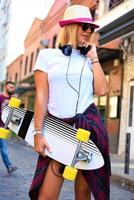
[76,23,92,46]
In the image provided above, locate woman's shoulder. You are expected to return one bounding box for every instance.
[39,48,60,57]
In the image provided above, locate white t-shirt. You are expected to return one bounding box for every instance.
[34,48,93,118]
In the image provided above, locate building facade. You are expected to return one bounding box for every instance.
[95,0,134,157]
[0,0,12,90]
[6,0,134,157]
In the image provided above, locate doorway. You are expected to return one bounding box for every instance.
[127,81,134,158]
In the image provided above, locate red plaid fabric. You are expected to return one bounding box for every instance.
[29,103,111,200]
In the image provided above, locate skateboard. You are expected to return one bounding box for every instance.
[0,97,104,180]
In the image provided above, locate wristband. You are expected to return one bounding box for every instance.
[33,129,43,136]
[91,56,98,62]
[91,61,99,65]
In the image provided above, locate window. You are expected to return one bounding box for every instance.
[109,96,120,118]
[91,9,96,20]
[52,35,57,48]
[24,56,28,75]
[109,0,124,9]
[29,52,34,72]
[15,73,18,83]
[93,95,107,124]
[93,75,109,124]
[36,48,40,59]
[19,60,22,80]
[128,86,134,127]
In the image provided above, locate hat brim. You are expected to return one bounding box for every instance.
[59,18,99,29]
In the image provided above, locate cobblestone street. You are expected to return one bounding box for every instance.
[0,138,134,200]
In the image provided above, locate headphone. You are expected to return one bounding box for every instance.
[59,44,92,56]
[58,44,88,115]
[59,44,72,56]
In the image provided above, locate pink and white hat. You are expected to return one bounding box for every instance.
[59,5,99,29]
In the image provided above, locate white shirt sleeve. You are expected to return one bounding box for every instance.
[33,49,48,73]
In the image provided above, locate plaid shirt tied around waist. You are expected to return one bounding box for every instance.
[29,103,111,200]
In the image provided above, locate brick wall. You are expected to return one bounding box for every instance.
[7,55,23,83]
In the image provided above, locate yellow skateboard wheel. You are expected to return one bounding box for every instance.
[0,128,10,139]
[8,97,21,108]
[63,166,78,181]
[76,128,91,142]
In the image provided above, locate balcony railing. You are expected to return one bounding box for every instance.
[96,0,134,30]
[109,0,124,10]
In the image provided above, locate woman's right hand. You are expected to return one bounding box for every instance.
[34,134,52,157]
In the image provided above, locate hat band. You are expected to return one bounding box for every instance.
[59,17,93,26]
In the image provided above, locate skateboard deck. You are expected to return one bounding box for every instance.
[1,105,104,170]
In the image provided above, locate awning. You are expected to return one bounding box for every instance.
[20,74,34,84]
[15,85,35,94]
[98,9,134,45]
[98,48,123,63]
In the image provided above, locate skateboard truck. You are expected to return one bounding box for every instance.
[75,147,92,164]
[63,128,91,181]
[11,114,22,125]
[0,97,21,139]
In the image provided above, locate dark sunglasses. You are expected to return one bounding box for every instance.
[81,23,95,33]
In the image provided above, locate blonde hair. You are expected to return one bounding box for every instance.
[56,24,79,48]
[56,24,96,48]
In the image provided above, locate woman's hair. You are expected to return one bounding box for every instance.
[56,24,79,48]
[56,24,94,48]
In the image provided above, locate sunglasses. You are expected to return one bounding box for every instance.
[81,23,95,33]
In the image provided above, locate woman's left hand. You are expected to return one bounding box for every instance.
[84,43,98,61]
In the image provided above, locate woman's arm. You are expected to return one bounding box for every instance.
[34,70,52,156]
[34,70,48,130]
[92,61,108,96]
[87,44,108,96]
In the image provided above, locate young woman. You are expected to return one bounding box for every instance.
[29,5,111,200]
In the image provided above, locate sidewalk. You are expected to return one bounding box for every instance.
[110,153,134,189]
